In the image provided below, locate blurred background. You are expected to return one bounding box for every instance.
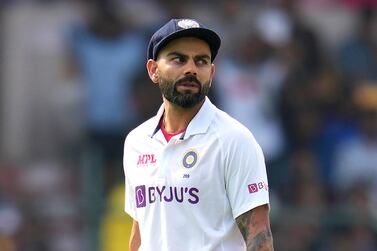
[0,0,376,250]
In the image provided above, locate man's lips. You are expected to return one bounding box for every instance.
[177,81,200,88]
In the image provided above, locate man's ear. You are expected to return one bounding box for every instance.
[209,63,215,87]
[146,59,159,84]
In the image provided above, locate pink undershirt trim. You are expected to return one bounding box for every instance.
[160,117,185,142]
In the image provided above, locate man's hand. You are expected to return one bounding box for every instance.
[236,204,274,251]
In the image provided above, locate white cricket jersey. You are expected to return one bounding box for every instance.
[123,97,270,251]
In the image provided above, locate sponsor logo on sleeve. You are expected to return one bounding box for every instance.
[248,181,269,194]
[248,183,258,193]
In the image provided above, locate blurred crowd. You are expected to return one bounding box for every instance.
[0,0,377,251]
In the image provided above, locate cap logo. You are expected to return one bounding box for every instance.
[177,19,200,29]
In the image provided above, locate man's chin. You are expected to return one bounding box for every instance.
[169,96,199,108]
[182,91,198,95]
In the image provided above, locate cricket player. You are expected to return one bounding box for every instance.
[123,18,274,251]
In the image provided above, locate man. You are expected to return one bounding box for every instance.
[123,18,274,251]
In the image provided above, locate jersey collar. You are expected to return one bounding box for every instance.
[149,97,215,140]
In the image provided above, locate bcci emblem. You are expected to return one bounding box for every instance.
[182,149,199,169]
[177,19,200,29]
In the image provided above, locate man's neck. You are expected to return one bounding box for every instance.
[162,99,204,133]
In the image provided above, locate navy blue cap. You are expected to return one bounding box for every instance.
[147,18,221,62]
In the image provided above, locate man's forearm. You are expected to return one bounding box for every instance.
[129,220,141,251]
[245,228,273,251]
[236,205,274,251]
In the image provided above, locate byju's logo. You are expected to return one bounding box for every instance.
[248,183,258,193]
[135,185,146,208]
[134,185,199,208]
[248,181,269,194]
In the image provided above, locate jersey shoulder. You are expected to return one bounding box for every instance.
[124,116,157,144]
[212,107,256,141]
[209,106,265,157]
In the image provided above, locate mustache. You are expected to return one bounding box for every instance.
[175,75,201,86]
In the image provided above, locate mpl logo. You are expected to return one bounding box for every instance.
[248,181,269,194]
[137,154,157,167]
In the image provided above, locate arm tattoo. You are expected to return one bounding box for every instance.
[246,230,273,251]
[236,209,274,251]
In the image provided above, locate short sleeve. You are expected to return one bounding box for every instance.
[224,131,270,219]
[123,140,137,220]
[124,173,137,220]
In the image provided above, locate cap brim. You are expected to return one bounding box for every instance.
[153,28,221,62]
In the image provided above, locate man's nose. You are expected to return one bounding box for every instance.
[184,60,197,76]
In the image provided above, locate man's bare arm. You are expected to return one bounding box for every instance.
[129,220,141,251]
[236,204,274,251]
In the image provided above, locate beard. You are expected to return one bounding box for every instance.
[159,75,211,108]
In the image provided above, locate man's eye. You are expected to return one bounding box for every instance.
[172,57,185,63]
[197,59,209,65]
